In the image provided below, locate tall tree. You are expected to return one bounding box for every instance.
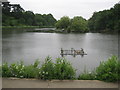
[71,16,88,32]
[88,3,120,33]
[55,16,70,29]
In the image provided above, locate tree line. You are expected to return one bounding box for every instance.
[55,16,88,33]
[88,3,120,33]
[56,3,120,33]
[2,2,57,27]
[2,1,120,33]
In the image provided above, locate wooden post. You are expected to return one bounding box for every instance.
[73,50,76,57]
[71,48,74,54]
[61,48,63,57]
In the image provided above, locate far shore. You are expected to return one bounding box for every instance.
[2,26,118,34]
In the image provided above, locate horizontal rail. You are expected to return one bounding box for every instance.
[60,48,87,57]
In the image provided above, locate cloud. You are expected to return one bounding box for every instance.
[8,0,119,20]
[0,0,8,2]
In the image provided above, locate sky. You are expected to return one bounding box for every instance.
[8,0,119,20]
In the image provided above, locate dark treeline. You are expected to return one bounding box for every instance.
[88,3,120,33]
[55,16,88,33]
[55,3,120,33]
[2,2,57,27]
[2,1,120,33]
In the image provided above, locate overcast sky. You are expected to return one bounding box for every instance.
[8,0,119,20]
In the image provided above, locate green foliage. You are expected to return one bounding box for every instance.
[2,62,12,77]
[55,16,88,33]
[88,3,120,33]
[39,56,55,80]
[78,69,96,80]
[39,57,76,80]
[55,16,71,30]
[2,2,56,27]
[2,56,119,82]
[23,65,40,78]
[71,16,88,32]
[96,56,120,82]
[54,58,76,80]
[2,60,40,78]
[2,57,76,80]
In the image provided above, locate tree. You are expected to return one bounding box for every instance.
[34,14,43,26]
[88,3,120,33]
[2,2,11,16]
[71,16,88,32]
[2,1,57,27]
[23,11,35,25]
[55,16,70,29]
[11,4,24,19]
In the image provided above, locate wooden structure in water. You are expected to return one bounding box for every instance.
[60,48,87,57]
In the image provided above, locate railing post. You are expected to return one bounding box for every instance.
[61,48,63,57]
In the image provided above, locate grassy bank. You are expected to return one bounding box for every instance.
[1,56,120,82]
[2,26,55,29]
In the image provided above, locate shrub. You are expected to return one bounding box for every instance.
[23,65,40,78]
[2,62,12,77]
[78,70,96,80]
[39,56,55,80]
[2,60,40,78]
[54,58,76,80]
[38,57,76,80]
[96,56,120,82]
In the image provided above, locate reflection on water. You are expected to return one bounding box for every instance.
[2,29,118,76]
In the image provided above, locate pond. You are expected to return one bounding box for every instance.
[2,29,118,76]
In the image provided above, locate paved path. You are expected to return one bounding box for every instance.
[2,78,119,88]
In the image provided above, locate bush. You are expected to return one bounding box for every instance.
[2,60,40,78]
[78,71,96,80]
[39,56,55,80]
[2,62,12,77]
[54,58,76,80]
[2,56,119,82]
[96,56,120,82]
[39,57,76,80]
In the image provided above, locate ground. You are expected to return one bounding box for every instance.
[1,78,119,88]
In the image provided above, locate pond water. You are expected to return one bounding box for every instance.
[2,29,118,76]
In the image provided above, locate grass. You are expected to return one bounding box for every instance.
[2,26,55,29]
[1,55,120,82]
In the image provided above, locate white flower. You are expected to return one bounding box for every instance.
[16,66,18,69]
[89,72,91,74]
[20,76,23,78]
[109,72,112,74]
[46,72,48,74]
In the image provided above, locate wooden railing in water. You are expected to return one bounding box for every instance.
[60,48,87,57]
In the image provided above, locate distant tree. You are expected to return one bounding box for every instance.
[88,3,120,33]
[113,4,120,31]
[71,16,88,32]
[46,14,56,26]
[2,2,11,16]
[23,11,35,25]
[34,14,43,26]
[55,16,70,29]
[2,1,57,27]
